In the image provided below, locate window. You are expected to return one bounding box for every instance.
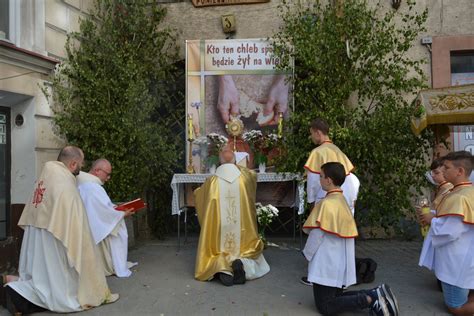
[0,0,9,40]
[450,51,474,86]
[0,0,18,43]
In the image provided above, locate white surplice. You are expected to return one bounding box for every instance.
[419,216,474,289]
[8,226,82,312]
[77,172,134,278]
[307,173,360,215]
[7,161,114,311]
[303,228,356,288]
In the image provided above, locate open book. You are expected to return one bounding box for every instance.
[115,198,146,212]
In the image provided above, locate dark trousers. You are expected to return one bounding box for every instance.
[313,283,369,316]
[5,286,46,314]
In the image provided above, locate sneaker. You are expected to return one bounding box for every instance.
[368,287,389,316]
[380,284,399,316]
[300,276,312,286]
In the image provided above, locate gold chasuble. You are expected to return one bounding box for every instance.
[194,164,264,281]
[18,161,113,309]
[432,181,454,210]
[303,190,358,238]
[304,141,354,175]
[436,182,474,224]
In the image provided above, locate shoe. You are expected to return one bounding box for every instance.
[105,293,120,304]
[300,276,312,286]
[232,260,246,285]
[355,259,368,284]
[380,284,399,316]
[368,286,389,316]
[218,273,234,286]
[363,259,377,283]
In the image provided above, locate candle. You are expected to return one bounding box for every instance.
[277,112,283,138]
[188,114,194,141]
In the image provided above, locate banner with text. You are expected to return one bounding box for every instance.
[185,38,292,173]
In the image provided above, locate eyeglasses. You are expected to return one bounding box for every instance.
[98,168,112,177]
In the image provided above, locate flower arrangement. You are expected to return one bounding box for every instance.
[206,133,228,166]
[242,130,279,165]
[255,202,279,244]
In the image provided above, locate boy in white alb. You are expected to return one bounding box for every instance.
[419,151,474,315]
[304,118,360,215]
[302,162,399,316]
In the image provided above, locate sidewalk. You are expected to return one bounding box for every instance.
[1,237,449,315]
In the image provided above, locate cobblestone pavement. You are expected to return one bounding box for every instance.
[1,237,449,316]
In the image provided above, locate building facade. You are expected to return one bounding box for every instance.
[0,0,93,271]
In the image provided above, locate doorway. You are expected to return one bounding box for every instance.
[0,106,11,240]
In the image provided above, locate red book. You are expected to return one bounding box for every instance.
[115,198,146,212]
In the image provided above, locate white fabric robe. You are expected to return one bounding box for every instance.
[8,227,82,312]
[419,216,474,289]
[303,228,356,288]
[77,172,133,278]
[307,172,360,215]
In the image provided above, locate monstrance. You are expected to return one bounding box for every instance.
[225,116,244,152]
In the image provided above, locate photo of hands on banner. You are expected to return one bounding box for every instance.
[186,39,292,173]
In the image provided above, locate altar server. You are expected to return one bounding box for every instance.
[77,159,136,278]
[304,118,360,215]
[5,146,118,314]
[194,149,270,286]
[419,151,474,315]
[303,162,398,316]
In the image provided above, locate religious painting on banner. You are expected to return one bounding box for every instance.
[186,39,293,173]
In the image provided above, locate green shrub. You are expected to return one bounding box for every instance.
[45,0,183,238]
[272,0,434,233]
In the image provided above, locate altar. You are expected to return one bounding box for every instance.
[171,172,304,249]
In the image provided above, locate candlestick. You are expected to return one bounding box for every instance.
[187,139,195,174]
[277,112,283,139]
[187,114,194,141]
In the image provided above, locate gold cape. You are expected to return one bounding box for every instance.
[304,142,354,175]
[18,161,112,309]
[194,166,264,281]
[436,183,474,224]
[303,190,358,238]
[432,181,454,210]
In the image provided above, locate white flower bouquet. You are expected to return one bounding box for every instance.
[206,133,228,166]
[255,202,279,243]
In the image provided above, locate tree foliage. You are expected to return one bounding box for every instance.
[46,0,183,237]
[272,0,434,233]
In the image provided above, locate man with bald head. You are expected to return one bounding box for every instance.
[77,159,136,278]
[4,146,118,314]
[194,149,270,286]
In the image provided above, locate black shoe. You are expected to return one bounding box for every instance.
[356,259,368,284]
[300,276,312,286]
[232,260,246,285]
[368,286,389,316]
[380,284,399,316]
[363,259,377,283]
[218,273,234,286]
